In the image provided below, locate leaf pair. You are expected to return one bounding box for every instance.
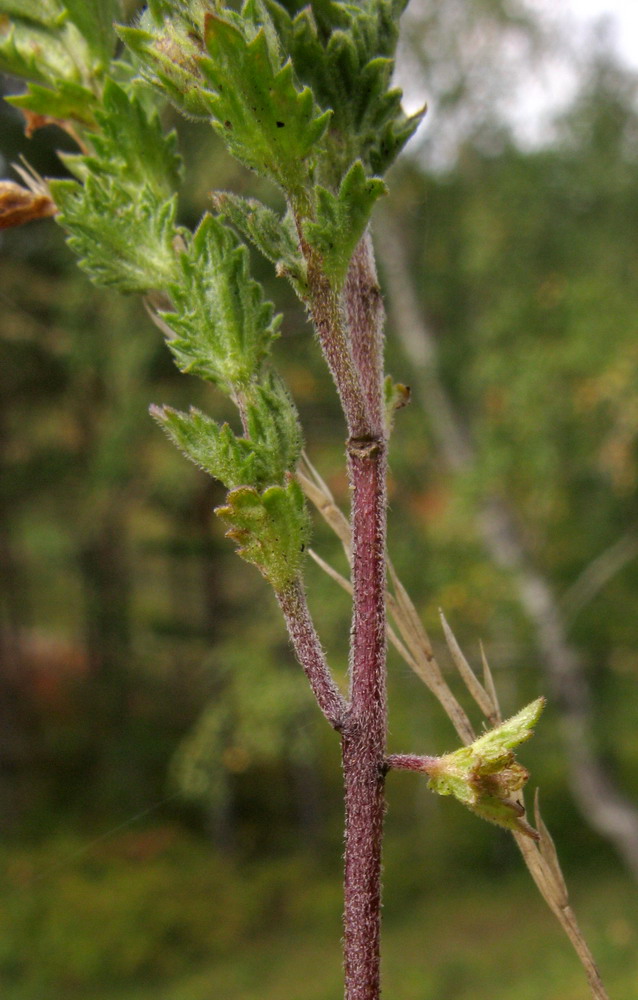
[213,163,387,295]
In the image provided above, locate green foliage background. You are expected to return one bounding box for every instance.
[0,1,637,997]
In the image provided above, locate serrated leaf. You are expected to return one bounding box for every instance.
[0,18,79,82]
[216,478,310,590]
[8,80,98,127]
[305,161,386,286]
[50,178,179,293]
[151,404,260,489]
[244,371,303,482]
[200,11,331,196]
[265,0,424,181]
[161,213,281,392]
[0,3,115,123]
[42,79,183,293]
[50,81,182,198]
[117,20,214,120]
[367,102,425,177]
[152,374,303,490]
[85,79,182,196]
[212,191,307,294]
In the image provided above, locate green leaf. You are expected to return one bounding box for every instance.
[161,214,281,392]
[8,80,98,127]
[305,161,386,286]
[426,698,546,839]
[200,10,331,196]
[152,373,303,490]
[150,405,261,489]
[45,80,183,293]
[211,191,307,294]
[118,19,214,120]
[0,17,80,82]
[85,79,182,197]
[244,371,303,482]
[216,478,310,590]
[469,697,545,761]
[0,0,64,27]
[50,178,180,293]
[265,0,424,182]
[0,1,119,123]
[61,0,120,66]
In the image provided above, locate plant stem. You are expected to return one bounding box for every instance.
[344,233,385,436]
[307,261,370,439]
[385,754,437,773]
[342,433,387,1000]
[298,226,389,997]
[292,202,370,440]
[277,577,347,731]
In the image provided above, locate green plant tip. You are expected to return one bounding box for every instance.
[427,697,546,839]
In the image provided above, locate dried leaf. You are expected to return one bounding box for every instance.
[440,612,498,721]
[0,180,56,228]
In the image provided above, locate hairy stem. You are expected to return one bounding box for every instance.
[344,233,385,437]
[292,203,370,439]
[385,753,436,773]
[277,576,347,731]
[306,260,370,438]
[342,433,387,1000]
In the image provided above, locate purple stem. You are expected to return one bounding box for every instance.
[290,223,390,998]
[385,754,438,774]
[293,208,370,440]
[344,234,385,438]
[277,576,347,731]
[341,433,387,1000]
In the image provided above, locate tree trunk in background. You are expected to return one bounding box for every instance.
[378,217,638,881]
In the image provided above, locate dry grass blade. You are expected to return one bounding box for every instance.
[308,547,351,594]
[308,550,422,673]
[534,790,568,904]
[440,612,499,723]
[388,564,475,744]
[479,641,501,723]
[514,827,609,1000]
[298,456,352,558]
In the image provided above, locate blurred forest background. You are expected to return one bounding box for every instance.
[1,1,638,997]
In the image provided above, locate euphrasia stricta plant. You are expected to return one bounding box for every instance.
[0,2,609,997]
